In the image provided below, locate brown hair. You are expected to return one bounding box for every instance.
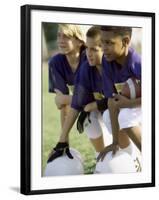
[86,26,101,38]
[86,26,102,45]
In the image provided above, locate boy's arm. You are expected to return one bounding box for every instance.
[108,98,120,146]
[84,98,108,112]
[54,89,72,109]
[113,94,141,108]
[59,108,79,142]
[84,101,97,112]
[97,98,120,161]
[55,94,72,108]
[129,97,141,108]
[47,108,79,162]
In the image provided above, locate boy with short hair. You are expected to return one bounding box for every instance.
[47,26,109,162]
[98,26,141,161]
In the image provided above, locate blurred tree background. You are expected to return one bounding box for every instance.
[42,24,141,62]
[42,23,58,61]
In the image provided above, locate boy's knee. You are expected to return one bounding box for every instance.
[84,112,102,139]
[118,109,133,130]
[118,109,128,127]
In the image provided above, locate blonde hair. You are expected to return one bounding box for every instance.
[58,24,85,43]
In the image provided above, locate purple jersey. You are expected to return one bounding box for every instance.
[49,52,86,94]
[102,48,141,98]
[71,57,105,111]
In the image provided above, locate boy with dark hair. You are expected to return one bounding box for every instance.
[98,26,141,162]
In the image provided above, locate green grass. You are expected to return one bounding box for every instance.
[42,62,96,174]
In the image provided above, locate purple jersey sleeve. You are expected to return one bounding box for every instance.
[49,51,87,95]
[129,50,141,80]
[71,61,94,111]
[102,58,117,98]
[48,55,69,94]
[102,48,141,98]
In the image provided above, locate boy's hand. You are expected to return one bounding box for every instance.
[84,102,97,112]
[110,94,131,109]
[47,142,73,163]
[55,94,65,109]
[77,111,90,133]
[97,143,119,162]
[114,94,141,108]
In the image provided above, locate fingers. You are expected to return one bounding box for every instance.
[54,89,63,94]
[96,152,103,162]
[76,111,88,134]
[55,103,63,110]
[47,142,74,163]
[112,144,119,155]
[47,149,63,163]
[112,148,116,155]
[97,145,112,162]
[97,144,119,161]
[97,151,107,162]
[77,120,83,133]
[84,104,91,112]
[65,148,74,159]
[84,106,88,112]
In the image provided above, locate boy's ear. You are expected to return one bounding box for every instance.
[122,36,130,47]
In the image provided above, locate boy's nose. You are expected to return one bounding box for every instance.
[103,46,110,54]
[87,50,92,57]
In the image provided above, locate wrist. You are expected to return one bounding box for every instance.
[92,102,97,110]
[59,134,68,143]
[130,98,141,108]
[96,98,108,111]
[63,95,72,105]
[113,138,118,145]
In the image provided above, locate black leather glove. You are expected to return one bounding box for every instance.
[96,98,108,112]
[47,142,73,163]
[77,111,90,133]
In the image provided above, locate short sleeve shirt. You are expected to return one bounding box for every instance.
[48,52,86,94]
[102,48,141,98]
[71,57,105,111]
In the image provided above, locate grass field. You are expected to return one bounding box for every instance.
[42,62,96,174]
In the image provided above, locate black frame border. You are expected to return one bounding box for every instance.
[20,4,155,195]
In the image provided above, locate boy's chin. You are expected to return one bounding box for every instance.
[105,56,113,62]
[59,48,70,55]
[88,61,95,66]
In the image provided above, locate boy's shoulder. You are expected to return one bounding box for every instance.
[127,48,141,79]
[49,53,65,65]
[128,48,141,64]
[79,60,90,73]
